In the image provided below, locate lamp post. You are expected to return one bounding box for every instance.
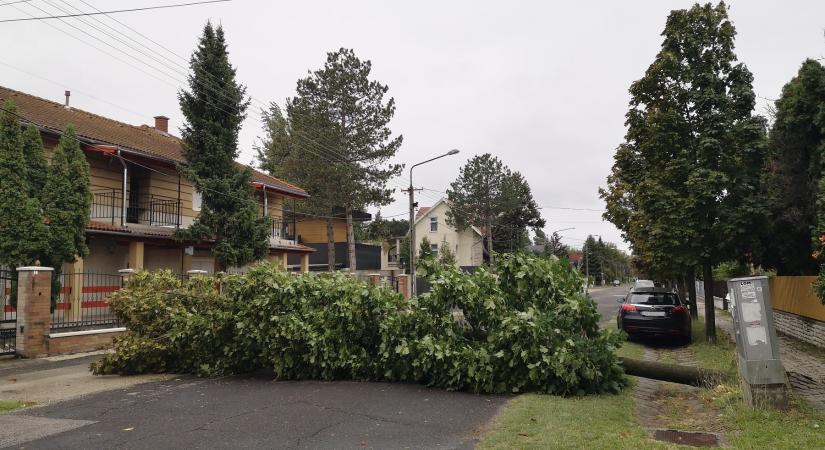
[408,149,460,296]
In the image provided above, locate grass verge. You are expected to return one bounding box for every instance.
[0,400,32,413]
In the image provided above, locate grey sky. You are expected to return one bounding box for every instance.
[2,1,824,252]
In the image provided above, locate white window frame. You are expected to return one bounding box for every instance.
[430,217,438,232]
[192,189,202,212]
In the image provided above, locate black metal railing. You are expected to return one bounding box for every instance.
[0,269,16,355]
[271,217,295,242]
[91,188,180,227]
[51,272,122,332]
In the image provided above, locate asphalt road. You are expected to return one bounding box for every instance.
[589,284,631,324]
[3,375,508,449]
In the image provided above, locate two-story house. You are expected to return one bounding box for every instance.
[0,85,314,275]
[412,198,484,268]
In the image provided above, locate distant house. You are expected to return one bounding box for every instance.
[287,207,381,271]
[0,85,314,275]
[412,198,484,267]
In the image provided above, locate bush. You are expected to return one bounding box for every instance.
[92,254,628,395]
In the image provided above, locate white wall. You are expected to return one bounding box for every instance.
[413,201,482,267]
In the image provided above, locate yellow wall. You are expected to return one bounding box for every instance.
[300,218,347,243]
[770,276,825,322]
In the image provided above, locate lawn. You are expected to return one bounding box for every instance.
[480,316,825,449]
[0,400,31,413]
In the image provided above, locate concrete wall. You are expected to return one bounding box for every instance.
[145,246,183,272]
[84,238,128,273]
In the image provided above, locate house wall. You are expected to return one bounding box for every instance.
[82,237,129,274]
[300,218,347,244]
[145,246,183,272]
[413,202,481,267]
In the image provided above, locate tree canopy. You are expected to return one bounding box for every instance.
[178,22,270,270]
[600,2,766,341]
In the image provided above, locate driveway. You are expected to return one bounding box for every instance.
[2,375,508,449]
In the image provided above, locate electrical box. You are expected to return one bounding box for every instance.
[726,276,785,386]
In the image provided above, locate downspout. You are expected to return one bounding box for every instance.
[116,149,128,227]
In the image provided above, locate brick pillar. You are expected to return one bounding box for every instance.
[300,254,309,274]
[369,274,381,287]
[118,268,136,287]
[16,266,54,358]
[396,274,410,300]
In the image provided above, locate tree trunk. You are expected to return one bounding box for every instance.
[346,206,356,271]
[687,267,698,319]
[703,262,716,343]
[326,218,335,272]
[486,219,494,265]
[677,277,687,309]
[619,357,727,387]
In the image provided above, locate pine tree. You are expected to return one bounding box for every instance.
[281,48,403,271]
[0,101,46,267]
[41,125,90,268]
[178,22,269,271]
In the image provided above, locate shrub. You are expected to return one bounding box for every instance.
[92,255,628,395]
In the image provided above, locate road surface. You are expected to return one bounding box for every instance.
[588,284,631,324]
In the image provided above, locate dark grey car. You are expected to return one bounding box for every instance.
[616,287,691,344]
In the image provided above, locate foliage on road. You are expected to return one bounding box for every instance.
[92,254,627,395]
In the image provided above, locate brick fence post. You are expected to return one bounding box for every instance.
[368,273,381,287]
[16,266,54,358]
[396,274,410,300]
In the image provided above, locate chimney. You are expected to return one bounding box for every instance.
[64,90,70,108]
[154,115,169,133]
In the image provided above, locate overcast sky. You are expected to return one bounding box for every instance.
[2,0,824,252]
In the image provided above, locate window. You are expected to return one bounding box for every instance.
[192,189,202,212]
[431,243,438,258]
[628,293,679,306]
[430,217,438,232]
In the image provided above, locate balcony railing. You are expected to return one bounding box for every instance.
[271,217,296,243]
[91,188,180,228]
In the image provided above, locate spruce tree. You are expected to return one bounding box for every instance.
[41,125,90,269]
[178,22,269,271]
[0,101,46,267]
[21,124,48,198]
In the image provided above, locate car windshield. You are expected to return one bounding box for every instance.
[629,293,678,306]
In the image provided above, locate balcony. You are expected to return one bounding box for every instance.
[270,216,296,246]
[91,188,180,228]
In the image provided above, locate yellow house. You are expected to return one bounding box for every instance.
[0,85,314,275]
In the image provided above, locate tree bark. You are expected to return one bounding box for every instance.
[326,218,335,272]
[346,206,356,271]
[619,357,727,387]
[687,268,698,319]
[486,219,494,265]
[677,277,687,310]
[703,262,717,343]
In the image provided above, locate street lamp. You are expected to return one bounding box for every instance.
[552,227,575,234]
[408,149,460,296]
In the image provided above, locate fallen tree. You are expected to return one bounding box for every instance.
[619,357,730,387]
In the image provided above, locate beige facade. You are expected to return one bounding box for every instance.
[412,199,483,267]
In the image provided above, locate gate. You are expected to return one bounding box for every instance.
[0,269,16,355]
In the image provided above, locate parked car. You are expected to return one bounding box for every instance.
[612,279,620,287]
[616,287,691,344]
[634,279,655,289]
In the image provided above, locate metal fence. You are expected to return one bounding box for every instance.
[0,269,16,355]
[91,188,180,227]
[51,272,122,332]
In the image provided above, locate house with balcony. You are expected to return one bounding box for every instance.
[0,85,314,276]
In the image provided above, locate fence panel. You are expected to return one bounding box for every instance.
[0,269,16,355]
[51,272,122,332]
[769,276,825,322]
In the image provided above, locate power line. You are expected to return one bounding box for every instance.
[0,0,230,23]
[0,0,32,6]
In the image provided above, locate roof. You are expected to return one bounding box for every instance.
[415,207,431,221]
[0,85,307,198]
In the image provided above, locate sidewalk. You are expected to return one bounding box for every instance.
[0,351,167,406]
[698,298,825,411]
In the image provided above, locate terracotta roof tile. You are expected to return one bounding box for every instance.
[415,207,431,221]
[0,85,307,198]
